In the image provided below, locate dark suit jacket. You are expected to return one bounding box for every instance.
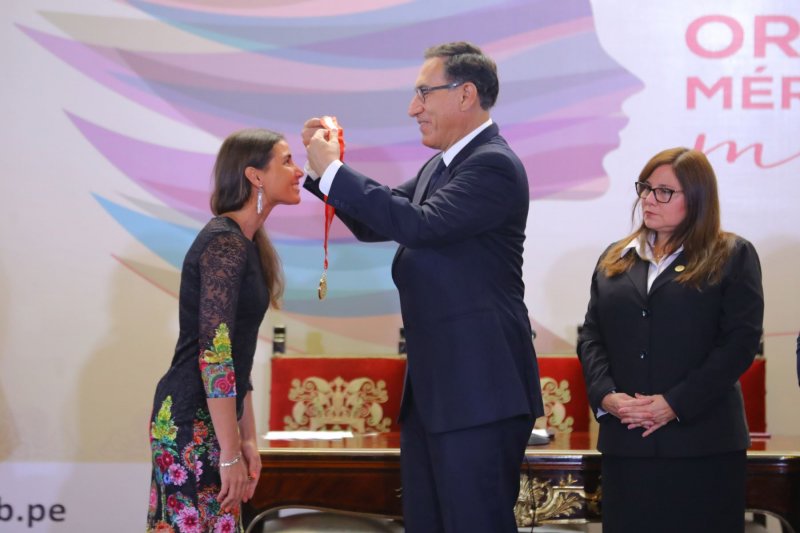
[305,123,544,433]
[577,237,764,457]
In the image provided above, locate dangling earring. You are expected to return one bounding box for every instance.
[257,185,264,215]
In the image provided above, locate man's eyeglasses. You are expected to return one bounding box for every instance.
[634,181,683,203]
[414,82,464,103]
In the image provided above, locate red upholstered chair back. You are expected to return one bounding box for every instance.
[527,355,765,435]
[269,355,407,433]
[740,357,766,434]
[536,356,591,434]
[532,355,767,435]
[268,354,765,435]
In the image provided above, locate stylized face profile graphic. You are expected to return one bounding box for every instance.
[19,0,642,350]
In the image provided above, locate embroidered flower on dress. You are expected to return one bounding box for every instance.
[215,374,233,394]
[168,464,188,486]
[166,494,183,512]
[200,323,238,398]
[181,445,195,473]
[153,521,176,533]
[214,514,236,533]
[198,487,222,520]
[151,396,179,442]
[193,420,209,445]
[209,447,221,467]
[156,451,175,473]
[149,483,158,512]
[176,506,201,533]
[205,323,232,363]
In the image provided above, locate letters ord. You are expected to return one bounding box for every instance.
[687,15,800,57]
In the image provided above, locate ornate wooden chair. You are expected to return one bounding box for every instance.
[260,354,407,533]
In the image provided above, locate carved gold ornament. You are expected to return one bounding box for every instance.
[514,473,602,526]
[539,377,574,433]
[283,376,391,433]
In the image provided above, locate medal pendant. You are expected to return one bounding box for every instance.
[318,273,328,300]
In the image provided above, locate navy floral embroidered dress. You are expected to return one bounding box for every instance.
[147,216,268,533]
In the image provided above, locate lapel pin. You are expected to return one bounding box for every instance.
[674,265,685,272]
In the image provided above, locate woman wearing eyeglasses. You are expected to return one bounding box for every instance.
[577,147,764,532]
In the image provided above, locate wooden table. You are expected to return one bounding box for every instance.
[245,432,800,532]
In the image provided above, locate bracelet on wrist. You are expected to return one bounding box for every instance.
[219,453,241,469]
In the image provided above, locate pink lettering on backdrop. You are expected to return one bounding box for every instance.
[686,71,800,110]
[782,77,800,107]
[686,15,744,58]
[687,15,800,58]
[694,134,800,169]
[687,77,732,108]
[754,15,800,57]
[742,66,773,109]
[687,15,799,168]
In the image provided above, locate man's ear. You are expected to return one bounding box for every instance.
[460,82,480,111]
[244,166,262,187]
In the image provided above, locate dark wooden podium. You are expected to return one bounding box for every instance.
[244,432,800,532]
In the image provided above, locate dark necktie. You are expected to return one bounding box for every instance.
[425,159,448,199]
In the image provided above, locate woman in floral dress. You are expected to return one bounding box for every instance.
[147,129,303,533]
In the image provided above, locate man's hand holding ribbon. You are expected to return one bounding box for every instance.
[303,116,344,177]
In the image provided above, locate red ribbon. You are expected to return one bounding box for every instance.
[320,116,344,283]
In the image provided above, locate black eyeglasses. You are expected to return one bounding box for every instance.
[634,181,683,203]
[414,81,464,103]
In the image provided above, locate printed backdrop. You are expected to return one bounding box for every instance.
[1,1,798,531]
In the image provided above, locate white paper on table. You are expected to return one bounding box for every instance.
[264,431,354,441]
[531,429,550,439]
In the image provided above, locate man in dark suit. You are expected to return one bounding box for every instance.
[303,41,543,532]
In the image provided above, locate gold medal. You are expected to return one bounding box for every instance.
[318,272,328,300]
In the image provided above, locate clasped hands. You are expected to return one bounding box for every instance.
[601,392,677,437]
[216,440,260,513]
[302,117,344,177]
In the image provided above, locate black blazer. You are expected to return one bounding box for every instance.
[305,123,544,433]
[577,237,764,457]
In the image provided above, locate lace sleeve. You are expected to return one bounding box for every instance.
[197,231,248,399]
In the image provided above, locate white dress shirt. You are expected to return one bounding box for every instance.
[622,234,684,293]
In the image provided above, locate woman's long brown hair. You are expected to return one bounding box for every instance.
[598,147,735,287]
[210,128,285,307]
